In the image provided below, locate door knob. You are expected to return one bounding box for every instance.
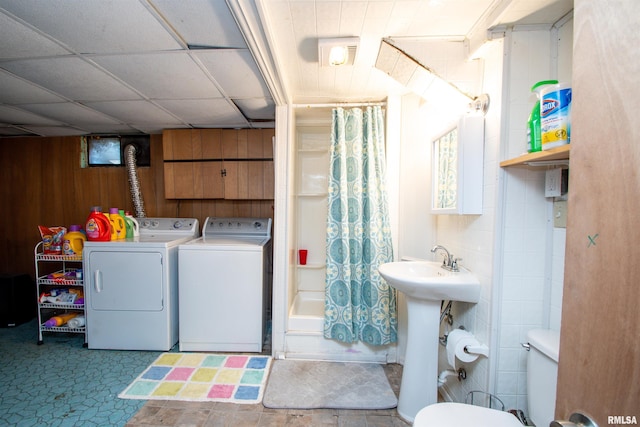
[550,412,599,427]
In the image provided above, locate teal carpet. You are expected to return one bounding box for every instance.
[0,319,161,426]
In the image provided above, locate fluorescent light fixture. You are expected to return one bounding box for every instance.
[375,38,490,115]
[318,37,359,67]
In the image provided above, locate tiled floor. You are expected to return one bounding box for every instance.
[0,319,158,426]
[126,363,409,426]
[0,320,410,427]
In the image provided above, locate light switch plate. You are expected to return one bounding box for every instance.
[554,200,568,228]
[545,168,562,197]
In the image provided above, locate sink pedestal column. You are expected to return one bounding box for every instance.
[397,298,440,423]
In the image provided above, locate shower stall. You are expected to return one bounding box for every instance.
[273,107,396,363]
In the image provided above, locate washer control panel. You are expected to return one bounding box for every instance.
[138,217,199,235]
[203,217,272,238]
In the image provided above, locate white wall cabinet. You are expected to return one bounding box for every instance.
[431,114,484,215]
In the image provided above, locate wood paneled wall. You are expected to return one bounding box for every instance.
[0,133,274,279]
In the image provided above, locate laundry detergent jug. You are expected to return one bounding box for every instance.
[63,225,87,256]
[109,208,126,240]
[85,206,111,241]
[124,211,139,238]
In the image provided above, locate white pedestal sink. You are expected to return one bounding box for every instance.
[378,261,480,423]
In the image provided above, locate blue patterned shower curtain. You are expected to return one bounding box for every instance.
[324,106,397,345]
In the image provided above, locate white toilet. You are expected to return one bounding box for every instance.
[414,329,560,426]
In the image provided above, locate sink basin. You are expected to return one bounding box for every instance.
[377,260,481,422]
[378,261,480,303]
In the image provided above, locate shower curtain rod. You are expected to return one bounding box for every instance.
[293,102,386,109]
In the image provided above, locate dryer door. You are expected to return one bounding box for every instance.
[87,251,164,311]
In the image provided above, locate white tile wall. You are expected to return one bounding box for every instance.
[396,17,572,413]
[428,37,505,404]
[495,22,572,415]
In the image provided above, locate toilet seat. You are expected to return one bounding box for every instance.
[414,402,523,427]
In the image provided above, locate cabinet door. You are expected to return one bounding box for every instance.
[199,129,223,159]
[223,160,271,200]
[163,128,273,200]
[163,129,194,160]
[222,129,274,200]
[164,161,224,199]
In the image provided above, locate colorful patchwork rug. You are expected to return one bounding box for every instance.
[119,353,272,403]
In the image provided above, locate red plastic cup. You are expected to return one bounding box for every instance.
[298,249,308,265]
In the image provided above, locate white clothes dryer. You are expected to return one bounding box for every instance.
[83,217,199,350]
[178,217,272,352]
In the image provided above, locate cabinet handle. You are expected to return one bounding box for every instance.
[94,270,102,293]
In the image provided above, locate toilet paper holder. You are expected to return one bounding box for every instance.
[463,343,489,357]
[446,328,490,370]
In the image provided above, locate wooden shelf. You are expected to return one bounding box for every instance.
[500,145,570,170]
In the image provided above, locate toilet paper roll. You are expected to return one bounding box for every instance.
[446,329,481,369]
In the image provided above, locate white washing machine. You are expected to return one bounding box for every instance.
[178,217,272,352]
[83,217,199,350]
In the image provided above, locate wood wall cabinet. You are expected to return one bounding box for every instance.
[162,128,274,200]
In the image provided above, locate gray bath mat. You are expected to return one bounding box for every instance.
[263,359,398,409]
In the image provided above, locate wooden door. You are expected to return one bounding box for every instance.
[556,0,640,424]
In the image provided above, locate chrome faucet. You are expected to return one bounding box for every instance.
[431,245,461,272]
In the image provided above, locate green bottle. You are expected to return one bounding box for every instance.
[528,80,558,152]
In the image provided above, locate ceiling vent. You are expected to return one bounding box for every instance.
[318,37,359,67]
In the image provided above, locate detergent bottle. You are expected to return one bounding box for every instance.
[44,312,79,328]
[124,211,139,238]
[67,315,86,329]
[85,206,111,241]
[109,208,126,240]
[63,225,87,256]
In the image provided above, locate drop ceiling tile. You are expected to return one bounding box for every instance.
[0,0,181,54]
[233,98,275,120]
[152,0,247,48]
[0,71,66,104]
[85,100,184,126]
[92,52,222,99]
[19,125,87,136]
[131,124,186,135]
[0,105,63,126]
[1,57,141,101]
[19,102,123,127]
[79,124,142,135]
[0,126,36,137]
[0,12,70,59]
[195,50,270,98]
[156,98,248,127]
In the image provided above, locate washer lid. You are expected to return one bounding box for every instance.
[180,235,270,248]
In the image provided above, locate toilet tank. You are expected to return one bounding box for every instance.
[526,329,560,427]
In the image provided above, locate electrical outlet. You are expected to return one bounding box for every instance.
[545,168,562,198]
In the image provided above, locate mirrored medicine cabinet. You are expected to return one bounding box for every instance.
[431,114,485,215]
